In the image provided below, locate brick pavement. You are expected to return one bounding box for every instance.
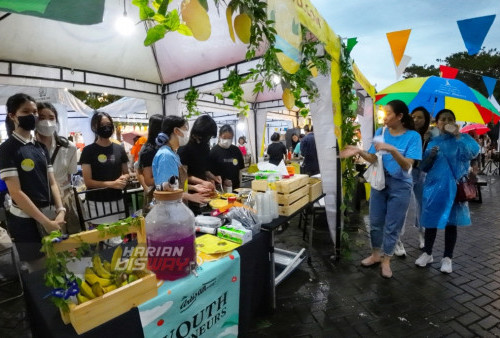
[1,176,499,337]
[244,175,500,337]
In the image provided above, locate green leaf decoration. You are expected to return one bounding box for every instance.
[177,23,193,36]
[139,5,155,20]
[144,24,167,46]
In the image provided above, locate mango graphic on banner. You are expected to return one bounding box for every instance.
[386,29,412,67]
[268,0,302,74]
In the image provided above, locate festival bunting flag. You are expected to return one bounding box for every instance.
[386,29,412,67]
[482,75,497,98]
[439,65,459,79]
[346,37,358,54]
[395,55,411,80]
[457,15,496,55]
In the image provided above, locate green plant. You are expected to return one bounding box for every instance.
[184,87,201,118]
[215,69,250,116]
[338,42,359,218]
[340,230,351,259]
[132,0,192,46]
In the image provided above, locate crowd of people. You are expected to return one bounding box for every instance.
[341,99,481,278]
[0,92,488,278]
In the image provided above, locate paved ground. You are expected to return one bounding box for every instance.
[1,175,500,337]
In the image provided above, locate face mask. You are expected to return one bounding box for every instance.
[36,120,57,136]
[96,125,114,139]
[219,139,232,149]
[17,114,36,131]
[177,129,189,147]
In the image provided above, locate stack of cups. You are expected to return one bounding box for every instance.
[256,192,272,224]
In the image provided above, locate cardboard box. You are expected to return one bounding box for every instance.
[217,226,252,244]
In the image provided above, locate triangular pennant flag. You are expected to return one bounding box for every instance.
[482,75,497,98]
[346,37,358,53]
[439,65,459,79]
[386,29,412,66]
[457,15,496,55]
[394,54,412,79]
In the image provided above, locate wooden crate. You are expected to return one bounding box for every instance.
[252,174,309,194]
[51,218,158,335]
[279,194,310,216]
[276,185,309,206]
[309,178,323,202]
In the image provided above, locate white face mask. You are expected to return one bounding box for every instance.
[36,119,57,136]
[219,139,232,149]
[430,127,440,138]
[177,129,190,147]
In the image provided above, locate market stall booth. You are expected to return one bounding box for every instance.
[0,0,376,336]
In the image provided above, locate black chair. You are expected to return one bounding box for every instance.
[73,187,130,232]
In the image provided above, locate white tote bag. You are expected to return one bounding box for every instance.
[363,127,386,191]
[363,153,385,191]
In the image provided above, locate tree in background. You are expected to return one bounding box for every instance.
[70,90,122,109]
[403,48,500,101]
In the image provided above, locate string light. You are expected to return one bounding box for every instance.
[115,0,134,36]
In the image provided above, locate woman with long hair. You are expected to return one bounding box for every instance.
[340,100,422,278]
[80,111,129,226]
[0,93,66,270]
[415,109,479,273]
[395,106,431,255]
[35,102,79,234]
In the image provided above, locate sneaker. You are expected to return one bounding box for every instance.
[418,232,425,249]
[394,241,406,257]
[415,252,433,267]
[440,257,453,274]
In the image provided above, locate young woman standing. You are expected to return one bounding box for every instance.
[0,93,66,270]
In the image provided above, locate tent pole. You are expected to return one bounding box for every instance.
[161,85,166,116]
[252,104,258,161]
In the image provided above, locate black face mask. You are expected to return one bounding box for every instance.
[17,114,36,131]
[96,125,114,139]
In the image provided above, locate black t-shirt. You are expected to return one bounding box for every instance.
[178,141,210,180]
[80,143,128,201]
[267,142,287,166]
[0,134,52,207]
[138,143,157,169]
[208,145,245,189]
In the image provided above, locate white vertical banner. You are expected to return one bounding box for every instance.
[359,96,374,151]
[255,109,268,161]
[310,74,337,246]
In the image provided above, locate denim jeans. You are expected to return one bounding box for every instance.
[369,174,412,256]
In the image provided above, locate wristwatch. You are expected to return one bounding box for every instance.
[56,207,67,214]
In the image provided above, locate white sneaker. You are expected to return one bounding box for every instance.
[440,257,453,273]
[394,241,407,257]
[418,231,425,249]
[415,252,433,267]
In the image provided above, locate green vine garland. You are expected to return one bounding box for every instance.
[184,87,201,118]
[338,41,359,217]
[41,216,142,311]
[132,0,330,116]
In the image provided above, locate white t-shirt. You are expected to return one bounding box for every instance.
[48,136,78,189]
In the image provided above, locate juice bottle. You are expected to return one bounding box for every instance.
[145,190,196,281]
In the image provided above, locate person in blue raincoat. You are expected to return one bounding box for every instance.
[415,109,479,274]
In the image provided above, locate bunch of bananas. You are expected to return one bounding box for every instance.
[76,246,147,304]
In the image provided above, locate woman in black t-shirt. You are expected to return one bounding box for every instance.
[267,132,287,166]
[0,93,66,267]
[80,112,129,225]
[209,125,245,190]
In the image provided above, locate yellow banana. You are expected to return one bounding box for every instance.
[128,274,138,284]
[76,293,90,305]
[102,260,111,273]
[111,245,123,272]
[85,267,113,287]
[91,282,104,297]
[120,280,128,287]
[103,284,117,293]
[92,255,112,279]
[79,281,96,299]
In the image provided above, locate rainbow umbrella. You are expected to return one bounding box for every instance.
[375,76,500,124]
[460,123,490,135]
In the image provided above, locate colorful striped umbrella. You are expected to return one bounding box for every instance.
[375,76,500,124]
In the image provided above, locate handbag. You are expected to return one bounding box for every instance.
[363,153,385,191]
[363,127,386,191]
[455,176,477,202]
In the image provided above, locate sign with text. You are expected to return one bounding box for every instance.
[138,252,240,338]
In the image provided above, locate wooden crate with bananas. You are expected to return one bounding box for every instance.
[48,217,157,334]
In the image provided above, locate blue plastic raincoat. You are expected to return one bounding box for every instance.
[420,133,479,229]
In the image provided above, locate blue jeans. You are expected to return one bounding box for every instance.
[369,174,412,256]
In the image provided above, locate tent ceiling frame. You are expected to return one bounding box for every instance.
[0,60,162,96]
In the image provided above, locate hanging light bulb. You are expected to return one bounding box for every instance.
[115,0,135,36]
